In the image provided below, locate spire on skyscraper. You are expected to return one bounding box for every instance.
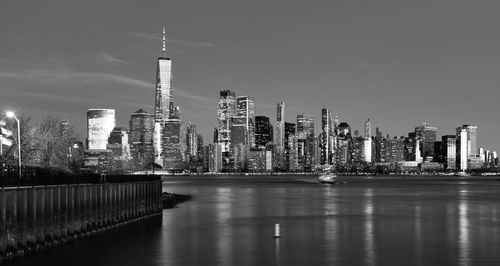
[162,26,166,57]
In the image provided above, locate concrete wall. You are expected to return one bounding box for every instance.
[0,180,162,257]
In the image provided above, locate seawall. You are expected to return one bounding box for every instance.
[0,180,162,261]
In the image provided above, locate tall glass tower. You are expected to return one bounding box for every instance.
[236,96,255,147]
[153,27,173,166]
[217,90,236,169]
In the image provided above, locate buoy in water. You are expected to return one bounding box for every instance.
[274,223,280,238]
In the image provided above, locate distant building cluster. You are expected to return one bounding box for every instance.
[81,28,499,174]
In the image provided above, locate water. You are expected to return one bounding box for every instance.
[12,176,500,265]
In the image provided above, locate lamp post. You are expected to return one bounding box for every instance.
[6,111,21,180]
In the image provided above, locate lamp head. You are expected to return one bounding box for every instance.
[6,111,15,118]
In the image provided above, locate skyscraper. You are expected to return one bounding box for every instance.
[217,90,236,169]
[275,102,285,149]
[363,118,372,163]
[255,116,273,148]
[442,135,456,170]
[236,96,255,147]
[463,125,478,156]
[107,127,131,172]
[129,109,154,170]
[186,122,198,161]
[456,127,468,171]
[87,109,116,150]
[153,27,173,166]
[320,107,332,165]
[274,102,286,170]
[230,116,247,147]
[163,107,184,170]
[415,123,437,161]
[297,114,314,138]
[457,124,481,169]
[297,114,314,169]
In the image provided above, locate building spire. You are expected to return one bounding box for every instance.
[162,26,166,56]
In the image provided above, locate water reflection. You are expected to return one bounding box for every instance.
[323,187,338,263]
[216,187,233,266]
[364,188,376,266]
[458,189,470,266]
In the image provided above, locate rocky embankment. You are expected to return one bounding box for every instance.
[162,192,192,209]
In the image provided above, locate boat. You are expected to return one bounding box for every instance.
[318,172,338,184]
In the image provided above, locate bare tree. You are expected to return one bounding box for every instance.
[1,114,81,173]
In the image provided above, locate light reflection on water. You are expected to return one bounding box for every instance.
[364,188,375,266]
[458,189,470,266]
[216,187,233,266]
[11,176,500,266]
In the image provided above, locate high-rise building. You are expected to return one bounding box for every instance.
[163,108,184,170]
[320,107,332,165]
[288,134,300,171]
[297,114,314,169]
[216,90,236,169]
[363,119,372,163]
[247,148,273,172]
[87,109,116,150]
[275,102,285,148]
[414,123,437,161]
[442,135,456,170]
[230,116,247,147]
[107,127,131,172]
[274,102,286,169]
[463,125,478,157]
[297,114,314,138]
[153,27,174,167]
[456,127,468,171]
[351,136,365,164]
[208,143,223,172]
[186,122,198,162]
[459,124,482,169]
[284,122,295,150]
[284,122,296,171]
[196,134,204,160]
[386,137,405,163]
[236,96,255,147]
[433,141,443,163]
[364,118,372,139]
[129,109,154,170]
[233,143,247,171]
[255,116,273,148]
[337,122,351,138]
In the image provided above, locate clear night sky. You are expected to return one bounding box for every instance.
[1,0,499,152]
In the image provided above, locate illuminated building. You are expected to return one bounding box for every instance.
[129,109,154,170]
[87,109,115,150]
[153,27,173,166]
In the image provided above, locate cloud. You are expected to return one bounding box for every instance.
[125,31,260,51]
[94,53,130,65]
[0,68,152,88]
[0,66,217,110]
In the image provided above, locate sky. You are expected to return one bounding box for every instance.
[1,0,500,152]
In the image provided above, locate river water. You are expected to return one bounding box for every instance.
[13,175,500,265]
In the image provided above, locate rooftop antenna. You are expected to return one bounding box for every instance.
[162,26,166,57]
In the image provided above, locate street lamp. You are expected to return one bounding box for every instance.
[6,111,21,180]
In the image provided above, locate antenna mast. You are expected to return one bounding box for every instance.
[162,26,166,57]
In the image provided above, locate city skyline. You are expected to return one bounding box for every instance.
[1,1,500,153]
